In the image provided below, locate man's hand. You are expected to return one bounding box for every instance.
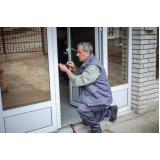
[58,63,73,79]
[58,63,68,72]
[66,61,77,72]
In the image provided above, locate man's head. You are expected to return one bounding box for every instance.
[76,42,93,62]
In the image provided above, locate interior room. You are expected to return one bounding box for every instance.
[57,27,97,127]
[57,27,81,127]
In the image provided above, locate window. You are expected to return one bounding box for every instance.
[156,27,159,80]
[0,27,50,110]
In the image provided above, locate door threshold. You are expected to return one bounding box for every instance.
[50,121,86,133]
[50,110,133,133]
[58,121,82,130]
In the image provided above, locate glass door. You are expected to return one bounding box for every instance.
[0,27,58,133]
[67,27,99,107]
[102,27,132,113]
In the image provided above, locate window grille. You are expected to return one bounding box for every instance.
[0,27,50,110]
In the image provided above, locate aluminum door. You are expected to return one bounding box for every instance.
[101,27,132,113]
[0,27,58,133]
[67,27,99,107]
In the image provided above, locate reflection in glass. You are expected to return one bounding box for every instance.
[0,27,50,110]
[108,27,128,87]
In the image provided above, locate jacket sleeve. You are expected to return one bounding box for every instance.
[70,65,101,87]
[72,67,80,75]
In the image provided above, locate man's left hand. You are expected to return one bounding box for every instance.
[58,63,68,72]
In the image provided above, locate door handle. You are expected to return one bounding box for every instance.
[66,47,69,52]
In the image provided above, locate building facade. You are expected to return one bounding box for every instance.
[131,27,159,114]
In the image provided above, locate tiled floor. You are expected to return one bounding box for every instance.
[59,78,81,127]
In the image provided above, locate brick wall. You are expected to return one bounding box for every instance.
[131,27,159,114]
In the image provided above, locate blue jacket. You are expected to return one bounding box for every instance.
[78,53,113,106]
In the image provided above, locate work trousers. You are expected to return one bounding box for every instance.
[77,104,111,131]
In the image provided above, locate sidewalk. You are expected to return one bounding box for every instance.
[55,101,159,133]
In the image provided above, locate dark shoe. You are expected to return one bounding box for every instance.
[91,128,102,133]
[108,105,118,122]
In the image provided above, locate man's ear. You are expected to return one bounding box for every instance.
[86,51,90,56]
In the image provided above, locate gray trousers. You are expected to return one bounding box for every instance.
[77,104,111,131]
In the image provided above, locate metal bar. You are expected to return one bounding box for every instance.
[1,27,6,54]
[98,28,102,62]
[95,27,99,59]
[0,86,5,133]
[41,27,45,54]
[3,101,52,118]
[47,27,59,131]
[51,27,61,129]
[127,27,132,111]
[1,27,7,60]
[102,27,108,75]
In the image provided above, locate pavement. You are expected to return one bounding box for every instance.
[54,101,159,133]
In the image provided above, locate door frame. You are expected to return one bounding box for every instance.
[55,27,132,130]
[0,87,5,133]
[0,27,59,133]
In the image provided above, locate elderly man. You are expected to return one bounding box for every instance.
[58,42,118,133]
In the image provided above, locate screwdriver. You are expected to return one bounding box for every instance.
[62,62,72,66]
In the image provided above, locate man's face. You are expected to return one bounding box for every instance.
[76,45,90,62]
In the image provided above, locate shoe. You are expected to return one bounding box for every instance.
[91,128,102,133]
[108,105,118,122]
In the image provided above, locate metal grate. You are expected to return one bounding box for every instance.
[0,27,46,56]
[0,27,50,110]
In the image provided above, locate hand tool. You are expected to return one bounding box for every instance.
[69,124,76,133]
[58,122,82,133]
[62,62,72,66]
[66,62,72,66]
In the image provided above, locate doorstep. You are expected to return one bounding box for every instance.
[50,110,134,133]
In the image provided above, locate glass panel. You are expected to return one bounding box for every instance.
[107,27,128,87]
[70,27,95,68]
[0,27,50,110]
[156,27,159,80]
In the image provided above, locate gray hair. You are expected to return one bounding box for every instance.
[77,42,93,54]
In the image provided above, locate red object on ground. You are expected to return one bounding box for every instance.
[70,125,76,133]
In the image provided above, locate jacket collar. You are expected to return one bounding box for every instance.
[83,53,94,68]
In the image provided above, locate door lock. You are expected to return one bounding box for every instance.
[99,27,103,32]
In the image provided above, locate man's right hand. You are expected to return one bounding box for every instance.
[66,61,77,72]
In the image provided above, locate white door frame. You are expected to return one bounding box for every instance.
[0,87,5,133]
[127,27,132,111]
[55,27,132,130]
[0,27,59,133]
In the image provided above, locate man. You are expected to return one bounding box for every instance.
[58,42,118,133]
